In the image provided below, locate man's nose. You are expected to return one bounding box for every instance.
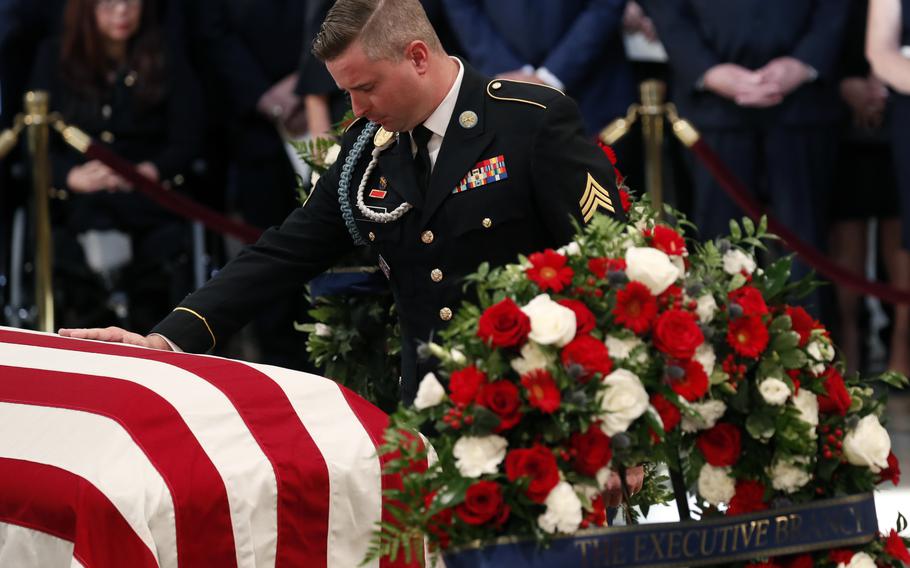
[350,94,369,118]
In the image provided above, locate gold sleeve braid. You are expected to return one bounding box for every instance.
[173,307,216,349]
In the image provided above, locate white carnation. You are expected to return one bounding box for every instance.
[722,249,756,275]
[510,341,551,375]
[557,241,581,256]
[521,294,577,347]
[807,340,835,362]
[843,415,891,473]
[599,369,649,435]
[313,323,332,337]
[759,377,790,406]
[694,343,716,377]
[450,349,467,365]
[840,552,876,568]
[413,373,446,410]
[792,389,819,429]
[697,465,735,506]
[605,335,642,361]
[769,458,812,493]
[537,481,583,534]
[681,399,727,433]
[695,293,718,323]
[452,435,508,478]
[624,247,680,295]
[323,143,341,166]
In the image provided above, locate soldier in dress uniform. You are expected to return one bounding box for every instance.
[60,0,626,406]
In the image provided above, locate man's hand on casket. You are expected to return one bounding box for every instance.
[58,326,173,350]
[602,465,645,508]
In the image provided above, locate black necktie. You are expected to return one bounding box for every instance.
[412,124,433,194]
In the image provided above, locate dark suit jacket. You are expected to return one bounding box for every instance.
[153,63,626,403]
[442,0,635,134]
[640,0,850,128]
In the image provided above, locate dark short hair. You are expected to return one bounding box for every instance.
[312,0,443,62]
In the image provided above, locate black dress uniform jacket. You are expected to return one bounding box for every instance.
[152,63,625,404]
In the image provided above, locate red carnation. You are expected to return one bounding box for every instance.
[648,225,687,257]
[561,335,613,382]
[526,249,574,293]
[650,393,681,432]
[726,479,768,516]
[786,305,820,347]
[588,256,626,279]
[885,529,910,563]
[727,315,769,358]
[505,445,560,503]
[828,550,854,565]
[696,423,742,466]
[478,380,522,431]
[448,365,487,406]
[569,424,613,477]
[613,281,658,334]
[668,359,709,402]
[879,451,901,486]
[817,367,851,416]
[477,297,531,348]
[729,286,769,317]
[584,495,609,528]
[521,369,561,413]
[557,298,596,336]
[619,188,632,213]
[455,481,510,526]
[654,309,704,359]
[598,141,618,165]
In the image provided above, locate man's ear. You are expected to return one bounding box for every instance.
[404,40,430,74]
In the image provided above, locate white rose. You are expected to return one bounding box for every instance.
[697,465,735,506]
[843,415,891,473]
[537,481,583,534]
[681,399,727,433]
[759,377,790,406]
[695,294,718,324]
[413,373,446,410]
[810,361,827,376]
[769,458,812,493]
[671,255,687,278]
[791,389,819,431]
[510,341,551,375]
[722,249,756,275]
[558,241,581,256]
[521,294,577,347]
[452,435,508,478]
[807,340,835,362]
[323,143,341,166]
[694,343,716,377]
[313,322,332,337]
[450,349,467,365]
[605,335,643,361]
[840,552,876,568]
[599,369,649,435]
[624,247,680,295]
[310,170,321,187]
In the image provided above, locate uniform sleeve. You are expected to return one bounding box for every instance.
[530,95,626,245]
[638,0,721,90]
[150,152,357,352]
[440,0,527,74]
[789,0,850,81]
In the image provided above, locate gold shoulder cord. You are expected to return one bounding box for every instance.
[173,307,216,349]
[343,116,366,133]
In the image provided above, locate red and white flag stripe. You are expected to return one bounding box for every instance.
[0,326,407,568]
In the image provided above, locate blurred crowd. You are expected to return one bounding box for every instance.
[1,0,909,375]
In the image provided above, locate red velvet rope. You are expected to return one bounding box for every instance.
[689,138,910,304]
[85,142,263,244]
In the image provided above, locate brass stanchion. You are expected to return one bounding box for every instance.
[639,80,666,215]
[24,91,54,332]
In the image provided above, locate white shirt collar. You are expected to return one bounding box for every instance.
[418,56,464,140]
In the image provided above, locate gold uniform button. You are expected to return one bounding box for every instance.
[482,217,493,228]
[439,307,453,321]
[491,81,502,90]
[368,231,376,241]
[100,130,115,143]
[430,268,443,282]
[421,230,434,244]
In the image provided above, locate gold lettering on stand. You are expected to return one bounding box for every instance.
[700,528,718,556]
[775,515,790,543]
[683,530,699,558]
[755,519,770,547]
[717,525,735,553]
[667,531,682,559]
[574,539,598,568]
[612,538,627,565]
[634,534,649,563]
[649,533,665,559]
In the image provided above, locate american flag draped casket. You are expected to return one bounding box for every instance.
[0,326,416,568]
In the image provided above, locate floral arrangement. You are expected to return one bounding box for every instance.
[366,190,910,566]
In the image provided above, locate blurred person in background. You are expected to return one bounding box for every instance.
[29,0,203,332]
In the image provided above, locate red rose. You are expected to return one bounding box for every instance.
[448,365,487,406]
[658,284,684,306]
[786,305,820,347]
[696,423,742,466]
[828,550,854,565]
[650,393,681,432]
[817,367,851,416]
[588,256,626,279]
[781,554,813,568]
[668,359,709,402]
[505,445,560,503]
[569,423,613,476]
[561,335,613,383]
[879,451,901,486]
[557,298,596,336]
[728,286,769,317]
[613,281,658,334]
[654,309,704,359]
[726,479,767,516]
[455,480,509,526]
[478,380,522,431]
[477,297,531,348]
[885,529,910,563]
[648,225,687,257]
[526,249,573,293]
[521,369,561,413]
[727,315,769,358]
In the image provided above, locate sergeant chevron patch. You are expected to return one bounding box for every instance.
[579,172,615,222]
